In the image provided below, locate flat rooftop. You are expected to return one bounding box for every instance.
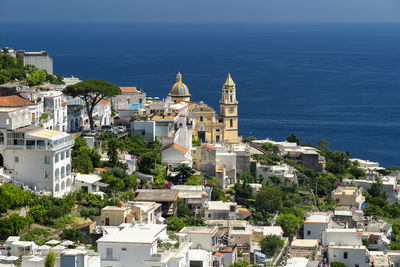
[180,226,218,235]
[136,189,180,202]
[305,214,330,224]
[102,206,129,212]
[75,174,102,184]
[97,224,167,244]
[207,201,236,211]
[291,239,319,248]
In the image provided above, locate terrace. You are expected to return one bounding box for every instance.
[5,126,74,151]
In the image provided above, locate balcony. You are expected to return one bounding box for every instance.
[8,138,74,151]
[100,256,119,262]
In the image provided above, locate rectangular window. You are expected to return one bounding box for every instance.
[61,152,65,160]
[230,119,233,128]
[44,171,48,178]
[66,150,70,158]
[121,248,127,251]
[106,248,113,258]
[44,155,50,164]
[307,231,311,235]
[343,252,348,259]
[14,156,19,163]
[55,154,59,163]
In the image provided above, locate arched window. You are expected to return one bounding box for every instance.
[61,152,65,160]
[199,116,203,122]
[66,178,71,187]
[61,181,65,191]
[55,183,60,192]
[61,166,65,178]
[55,168,59,179]
[66,164,71,176]
[230,119,233,128]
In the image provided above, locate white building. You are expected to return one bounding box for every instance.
[256,163,297,184]
[93,100,112,128]
[350,158,383,170]
[0,109,73,198]
[172,185,209,212]
[322,228,369,267]
[0,96,73,197]
[188,249,211,267]
[41,91,68,132]
[179,226,219,251]
[74,173,108,194]
[205,201,251,220]
[303,212,332,240]
[161,143,192,168]
[97,224,191,267]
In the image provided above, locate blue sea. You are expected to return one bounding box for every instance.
[1,22,400,167]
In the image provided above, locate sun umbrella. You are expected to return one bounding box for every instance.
[4,256,19,261]
[52,245,66,250]
[37,245,51,250]
[27,256,44,262]
[61,240,75,246]
[45,240,60,245]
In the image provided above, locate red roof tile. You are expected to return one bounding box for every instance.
[99,99,110,105]
[0,95,35,107]
[162,143,187,154]
[198,144,216,151]
[120,87,138,93]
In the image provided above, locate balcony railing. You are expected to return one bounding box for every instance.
[101,256,119,262]
[8,139,74,151]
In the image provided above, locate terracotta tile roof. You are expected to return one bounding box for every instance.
[120,87,138,93]
[162,143,187,154]
[198,144,216,151]
[99,99,110,105]
[61,100,67,106]
[0,95,35,107]
[213,252,223,257]
[95,168,108,172]
[220,246,235,253]
[238,207,252,216]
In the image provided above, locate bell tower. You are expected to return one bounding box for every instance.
[220,73,239,143]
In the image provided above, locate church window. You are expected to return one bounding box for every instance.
[199,116,203,122]
[230,119,233,128]
[216,129,220,132]
[230,95,233,102]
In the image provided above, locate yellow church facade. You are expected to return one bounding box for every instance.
[168,72,240,144]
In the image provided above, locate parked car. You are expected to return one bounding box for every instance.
[101,125,112,130]
[86,130,99,137]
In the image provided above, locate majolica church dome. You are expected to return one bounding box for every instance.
[169,72,191,103]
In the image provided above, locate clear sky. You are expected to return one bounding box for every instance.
[2,0,400,23]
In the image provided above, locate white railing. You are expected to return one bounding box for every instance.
[10,139,74,151]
